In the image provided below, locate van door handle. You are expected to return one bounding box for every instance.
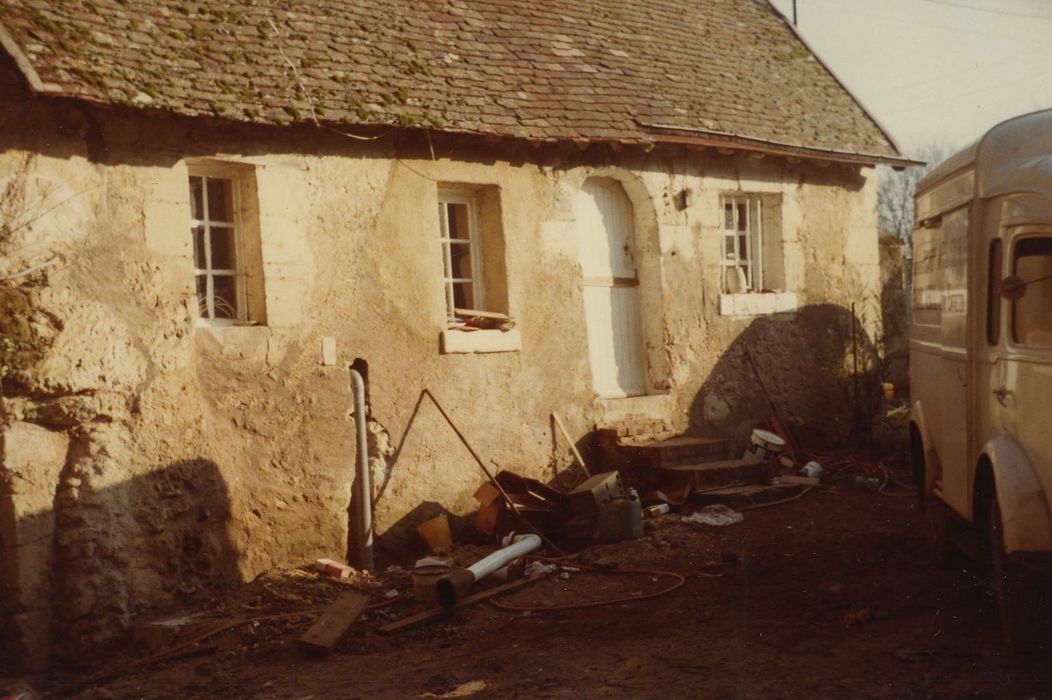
[993,386,1013,406]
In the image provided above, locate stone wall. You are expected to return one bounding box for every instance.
[0,75,883,668]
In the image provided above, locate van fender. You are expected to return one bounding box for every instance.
[982,436,1052,555]
[910,401,941,494]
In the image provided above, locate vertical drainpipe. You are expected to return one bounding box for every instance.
[349,368,373,570]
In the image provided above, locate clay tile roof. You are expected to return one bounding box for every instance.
[0,0,906,163]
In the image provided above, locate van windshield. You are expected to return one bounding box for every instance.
[1013,236,1052,348]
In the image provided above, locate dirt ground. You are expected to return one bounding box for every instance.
[34,463,1052,700]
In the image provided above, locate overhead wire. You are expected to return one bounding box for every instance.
[920,0,1052,20]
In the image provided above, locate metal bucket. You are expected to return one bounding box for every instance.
[411,564,452,602]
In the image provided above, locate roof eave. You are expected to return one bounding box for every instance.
[0,22,54,92]
[641,122,922,168]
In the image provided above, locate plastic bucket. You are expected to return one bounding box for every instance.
[417,514,453,553]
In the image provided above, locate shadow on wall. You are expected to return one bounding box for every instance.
[689,303,882,450]
[367,388,519,565]
[0,449,239,674]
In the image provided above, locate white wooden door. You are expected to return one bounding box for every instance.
[577,179,647,397]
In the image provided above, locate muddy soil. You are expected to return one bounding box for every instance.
[43,474,1052,699]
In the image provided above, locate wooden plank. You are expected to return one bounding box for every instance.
[298,591,368,654]
[378,576,542,635]
[552,411,591,477]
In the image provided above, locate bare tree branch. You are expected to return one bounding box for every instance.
[876,141,956,248]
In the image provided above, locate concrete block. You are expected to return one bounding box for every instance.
[321,336,337,366]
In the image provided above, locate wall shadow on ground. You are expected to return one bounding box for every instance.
[0,456,239,673]
[688,303,882,451]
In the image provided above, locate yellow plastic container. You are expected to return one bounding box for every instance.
[882,382,895,402]
[417,514,453,553]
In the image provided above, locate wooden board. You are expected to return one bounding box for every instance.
[299,591,368,654]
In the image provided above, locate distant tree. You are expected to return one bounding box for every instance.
[877,141,956,248]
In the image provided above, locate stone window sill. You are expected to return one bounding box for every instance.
[441,328,522,354]
[194,318,265,329]
[195,323,270,362]
[719,292,798,317]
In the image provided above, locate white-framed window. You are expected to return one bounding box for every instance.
[189,167,247,323]
[721,194,763,292]
[438,190,486,320]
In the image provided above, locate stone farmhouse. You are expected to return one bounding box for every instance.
[0,0,911,669]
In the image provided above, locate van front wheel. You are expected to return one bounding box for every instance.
[990,498,1052,660]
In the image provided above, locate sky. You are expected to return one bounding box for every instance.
[766,0,1052,156]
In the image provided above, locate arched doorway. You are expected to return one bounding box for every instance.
[576,178,647,397]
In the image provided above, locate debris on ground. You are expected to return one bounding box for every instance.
[473,472,568,538]
[885,405,910,423]
[524,561,560,577]
[45,448,1032,700]
[681,505,744,527]
[412,564,452,603]
[50,446,927,698]
[417,515,453,554]
[415,556,454,569]
[0,681,41,700]
[378,577,543,634]
[564,472,644,545]
[314,558,356,579]
[643,503,670,518]
[298,591,369,655]
[692,482,808,509]
[131,615,204,654]
[799,460,824,479]
[774,475,820,487]
[420,679,489,698]
[743,428,786,462]
[433,533,541,608]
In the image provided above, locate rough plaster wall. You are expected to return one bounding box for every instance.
[623,156,882,446]
[0,421,68,670]
[0,92,882,667]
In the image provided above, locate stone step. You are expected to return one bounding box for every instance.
[656,457,777,490]
[619,436,731,469]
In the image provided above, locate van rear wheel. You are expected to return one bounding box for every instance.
[989,498,1052,661]
[912,429,951,565]
[924,496,952,566]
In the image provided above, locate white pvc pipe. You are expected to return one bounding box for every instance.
[350,369,373,570]
[466,534,541,580]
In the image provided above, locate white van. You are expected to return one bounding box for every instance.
[911,108,1052,654]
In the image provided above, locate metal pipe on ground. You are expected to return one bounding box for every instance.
[435,534,541,608]
[350,368,374,570]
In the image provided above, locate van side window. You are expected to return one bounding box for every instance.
[1012,237,1052,348]
[986,238,1002,345]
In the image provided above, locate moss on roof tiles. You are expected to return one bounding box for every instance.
[0,0,898,157]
